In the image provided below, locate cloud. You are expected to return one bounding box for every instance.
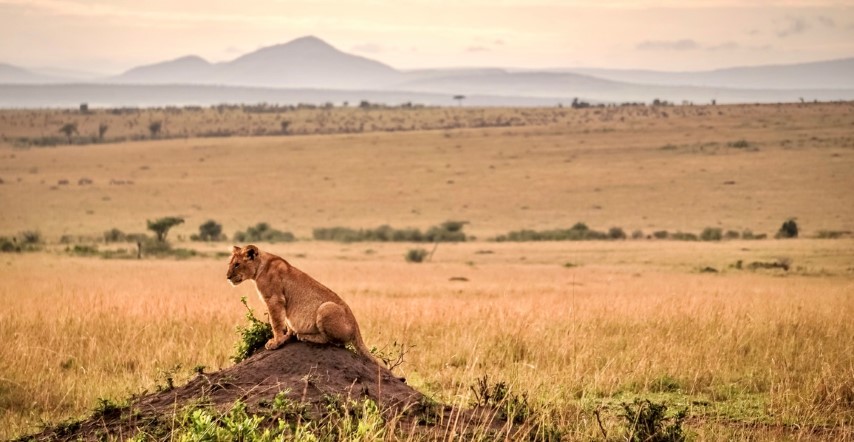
[816,16,835,28]
[351,43,383,54]
[636,39,700,51]
[707,41,740,51]
[777,16,808,37]
[465,46,490,53]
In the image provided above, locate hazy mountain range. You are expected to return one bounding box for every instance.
[2,36,853,107]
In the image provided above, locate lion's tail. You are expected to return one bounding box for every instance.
[353,327,384,368]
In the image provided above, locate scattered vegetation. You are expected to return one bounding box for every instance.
[233,222,295,243]
[314,220,467,243]
[618,399,687,442]
[405,248,429,263]
[0,231,42,252]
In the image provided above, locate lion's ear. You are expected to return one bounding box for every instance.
[232,245,241,254]
[246,245,259,260]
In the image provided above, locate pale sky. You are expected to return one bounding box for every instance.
[1,0,853,74]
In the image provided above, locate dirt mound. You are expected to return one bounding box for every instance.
[27,342,444,441]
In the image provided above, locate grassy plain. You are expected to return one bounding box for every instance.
[0,102,853,439]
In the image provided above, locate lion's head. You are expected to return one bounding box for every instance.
[226,245,260,286]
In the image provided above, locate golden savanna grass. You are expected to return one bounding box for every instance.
[1,102,853,240]
[1,103,853,439]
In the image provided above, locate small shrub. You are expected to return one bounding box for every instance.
[19,230,41,245]
[816,230,850,239]
[631,230,644,239]
[234,222,295,243]
[652,230,669,239]
[700,227,722,241]
[620,398,686,442]
[670,232,698,241]
[724,230,740,240]
[470,375,531,424]
[775,218,798,239]
[608,227,627,240]
[104,228,127,243]
[67,244,99,256]
[0,237,18,252]
[728,139,750,148]
[232,297,273,363]
[405,248,428,263]
[196,219,226,242]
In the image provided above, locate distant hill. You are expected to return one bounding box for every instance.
[571,57,854,90]
[2,36,853,107]
[114,55,213,84]
[0,63,60,84]
[112,36,402,89]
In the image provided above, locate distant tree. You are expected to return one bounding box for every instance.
[198,219,224,241]
[58,123,78,143]
[453,95,466,107]
[776,218,799,239]
[79,103,89,113]
[148,121,163,138]
[98,122,109,141]
[147,216,184,242]
[571,98,590,109]
[280,120,291,134]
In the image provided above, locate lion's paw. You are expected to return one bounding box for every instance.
[265,338,285,350]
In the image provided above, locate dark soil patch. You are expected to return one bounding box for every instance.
[22,341,503,441]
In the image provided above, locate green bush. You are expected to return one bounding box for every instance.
[700,227,722,241]
[405,248,429,263]
[728,139,750,149]
[232,297,273,363]
[620,398,686,442]
[313,221,467,243]
[608,227,627,240]
[494,222,613,241]
[775,218,798,239]
[195,219,226,242]
[0,237,18,252]
[670,232,698,241]
[724,230,740,240]
[103,228,126,243]
[234,223,295,243]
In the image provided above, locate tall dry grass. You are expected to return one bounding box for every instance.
[1,241,852,439]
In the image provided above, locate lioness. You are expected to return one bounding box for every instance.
[227,245,382,366]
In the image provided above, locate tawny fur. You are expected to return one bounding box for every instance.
[226,245,383,367]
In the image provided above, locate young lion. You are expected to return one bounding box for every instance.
[226,245,382,367]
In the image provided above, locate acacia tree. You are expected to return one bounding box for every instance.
[147,217,184,242]
[453,95,465,107]
[59,123,78,143]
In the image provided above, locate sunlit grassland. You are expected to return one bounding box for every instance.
[1,102,853,439]
[1,239,852,439]
[1,102,853,241]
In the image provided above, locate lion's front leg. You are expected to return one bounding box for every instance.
[263,297,291,350]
